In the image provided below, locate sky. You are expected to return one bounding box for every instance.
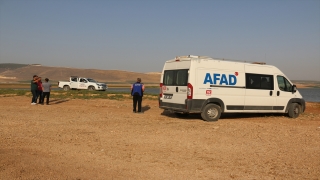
[0,0,319,81]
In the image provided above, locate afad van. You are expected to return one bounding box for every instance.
[159,55,305,121]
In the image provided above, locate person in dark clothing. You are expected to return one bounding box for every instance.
[31,75,39,105]
[131,78,145,113]
[41,78,52,105]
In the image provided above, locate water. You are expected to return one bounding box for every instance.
[298,88,320,102]
[108,88,159,95]
[11,87,320,102]
[107,87,320,102]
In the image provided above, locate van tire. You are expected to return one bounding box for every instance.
[88,86,95,91]
[288,103,300,118]
[201,104,221,121]
[63,85,70,91]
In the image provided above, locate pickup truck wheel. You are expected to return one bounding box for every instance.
[88,86,95,91]
[288,103,300,118]
[63,85,70,91]
[201,104,221,122]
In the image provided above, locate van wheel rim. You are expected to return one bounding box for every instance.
[294,107,299,115]
[208,108,218,118]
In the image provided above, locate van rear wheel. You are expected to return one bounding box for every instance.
[288,103,300,118]
[201,104,221,121]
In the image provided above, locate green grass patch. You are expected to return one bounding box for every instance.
[0,89,158,100]
[0,89,28,96]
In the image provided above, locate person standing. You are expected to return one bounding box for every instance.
[41,78,52,105]
[31,75,38,105]
[131,78,145,113]
[36,77,44,104]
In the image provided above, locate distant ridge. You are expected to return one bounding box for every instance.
[0,63,29,71]
[0,63,160,83]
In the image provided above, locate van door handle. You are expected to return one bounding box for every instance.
[176,87,178,92]
[269,91,273,96]
[277,91,280,96]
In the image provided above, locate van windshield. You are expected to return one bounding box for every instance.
[163,69,188,86]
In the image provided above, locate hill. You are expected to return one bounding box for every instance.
[0,64,160,84]
[0,63,30,73]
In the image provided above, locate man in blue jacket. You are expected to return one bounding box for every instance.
[131,78,145,113]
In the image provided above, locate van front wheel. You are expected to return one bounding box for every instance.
[288,103,300,118]
[201,104,221,121]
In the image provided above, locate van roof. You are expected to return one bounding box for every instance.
[172,55,266,65]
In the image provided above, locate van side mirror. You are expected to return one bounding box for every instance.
[292,85,297,93]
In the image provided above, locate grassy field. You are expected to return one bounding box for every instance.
[0,83,159,89]
[0,89,158,100]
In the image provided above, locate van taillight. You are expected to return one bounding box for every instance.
[160,83,163,98]
[187,83,193,99]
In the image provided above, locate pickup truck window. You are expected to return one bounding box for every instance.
[87,78,97,83]
[71,77,77,82]
[80,78,87,83]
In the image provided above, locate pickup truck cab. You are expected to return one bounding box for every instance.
[58,76,107,91]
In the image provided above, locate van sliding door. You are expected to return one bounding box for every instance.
[244,73,276,112]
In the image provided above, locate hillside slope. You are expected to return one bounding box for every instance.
[0,64,161,83]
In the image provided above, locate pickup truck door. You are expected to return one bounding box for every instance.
[78,78,88,89]
[70,78,78,89]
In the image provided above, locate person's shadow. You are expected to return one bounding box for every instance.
[142,105,151,112]
[49,99,70,105]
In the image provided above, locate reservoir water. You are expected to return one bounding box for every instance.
[108,87,320,102]
[298,88,320,102]
[11,87,320,102]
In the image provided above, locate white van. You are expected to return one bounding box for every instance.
[159,55,305,121]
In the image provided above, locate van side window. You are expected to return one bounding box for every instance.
[246,73,274,90]
[277,76,292,92]
[163,69,188,86]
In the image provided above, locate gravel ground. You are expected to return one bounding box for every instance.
[1,96,319,179]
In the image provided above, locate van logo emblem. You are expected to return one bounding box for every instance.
[203,73,237,85]
[206,90,212,96]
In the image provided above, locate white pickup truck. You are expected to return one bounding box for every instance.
[58,76,108,91]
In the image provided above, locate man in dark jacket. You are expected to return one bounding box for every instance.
[131,78,145,113]
[31,75,39,105]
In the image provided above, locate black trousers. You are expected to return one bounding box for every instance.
[42,92,50,104]
[36,90,43,103]
[133,95,142,112]
[31,90,37,103]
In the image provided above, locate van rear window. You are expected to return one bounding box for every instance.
[163,69,188,86]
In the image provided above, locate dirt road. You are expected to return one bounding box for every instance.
[1,96,319,179]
